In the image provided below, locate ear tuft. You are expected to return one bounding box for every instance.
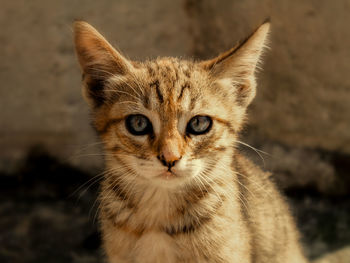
[74,21,133,76]
[73,21,134,107]
[201,22,270,107]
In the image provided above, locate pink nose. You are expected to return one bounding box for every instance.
[157,142,182,168]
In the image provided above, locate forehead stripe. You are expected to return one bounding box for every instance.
[177,82,190,101]
[150,80,164,104]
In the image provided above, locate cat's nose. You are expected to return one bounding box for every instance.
[157,133,183,169]
[157,144,182,168]
[157,154,181,168]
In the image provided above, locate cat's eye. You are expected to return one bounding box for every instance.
[125,114,152,136]
[186,115,212,135]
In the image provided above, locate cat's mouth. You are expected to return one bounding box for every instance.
[157,170,178,180]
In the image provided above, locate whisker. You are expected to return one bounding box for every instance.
[93,163,140,224]
[103,89,141,102]
[70,171,103,199]
[235,140,270,167]
[109,77,144,98]
[233,171,272,199]
[86,68,116,78]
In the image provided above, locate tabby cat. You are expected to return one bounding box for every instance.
[74,21,308,263]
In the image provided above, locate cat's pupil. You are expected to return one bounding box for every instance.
[187,116,212,135]
[125,114,152,135]
[192,117,206,130]
[134,117,146,130]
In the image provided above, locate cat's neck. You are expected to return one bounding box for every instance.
[101,160,236,229]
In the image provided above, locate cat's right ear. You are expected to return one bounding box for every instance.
[73,21,134,107]
[200,22,270,108]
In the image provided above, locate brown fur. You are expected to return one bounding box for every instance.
[74,21,308,263]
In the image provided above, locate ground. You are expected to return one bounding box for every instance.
[0,147,349,263]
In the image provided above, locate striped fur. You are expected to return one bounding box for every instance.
[74,21,308,263]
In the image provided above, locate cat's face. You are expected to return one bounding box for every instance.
[94,59,244,187]
[74,22,269,188]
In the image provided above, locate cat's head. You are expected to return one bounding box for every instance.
[74,21,269,188]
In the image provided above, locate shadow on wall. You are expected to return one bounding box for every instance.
[0,145,349,262]
[1,0,350,262]
[1,0,350,171]
[0,146,102,263]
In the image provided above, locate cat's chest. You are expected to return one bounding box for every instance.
[132,231,178,263]
[109,191,192,262]
[132,187,176,224]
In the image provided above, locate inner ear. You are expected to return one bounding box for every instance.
[200,22,270,107]
[73,21,135,107]
[74,21,133,77]
[81,74,106,107]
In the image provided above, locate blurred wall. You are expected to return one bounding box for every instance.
[1,0,350,175]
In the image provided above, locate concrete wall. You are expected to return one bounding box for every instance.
[1,0,350,179]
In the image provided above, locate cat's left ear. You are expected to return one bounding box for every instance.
[73,21,135,107]
[201,22,270,107]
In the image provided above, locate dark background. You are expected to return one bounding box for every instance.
[1,0,349,262]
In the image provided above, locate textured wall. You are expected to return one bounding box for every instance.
[0,0,189,172]
[1,2,350,260]
[1,0,350,176]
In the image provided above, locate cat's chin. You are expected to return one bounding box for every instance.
[157,171,179,180]
[150,170,190,188]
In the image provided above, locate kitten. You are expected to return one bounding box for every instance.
[74,21,308,263]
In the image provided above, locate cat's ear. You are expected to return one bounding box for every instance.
[201,22,270,107]
[73,21,134,107]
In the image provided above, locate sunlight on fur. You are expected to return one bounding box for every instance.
[73,21,315,263]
